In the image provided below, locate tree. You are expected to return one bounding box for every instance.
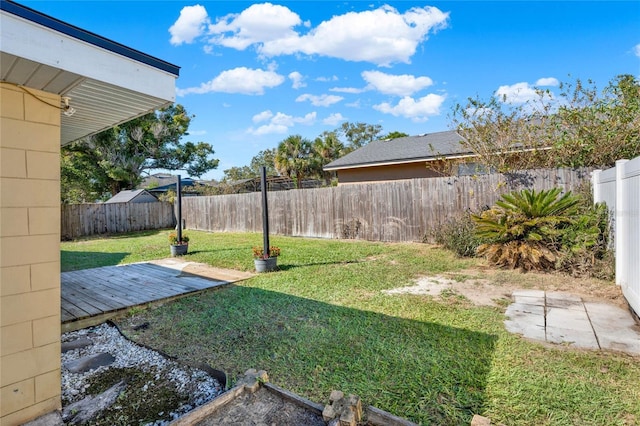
[274,135,313,188]
[546,74,640,168]
[61,148,111,203]
[451,90,554,173]
[222,166,254,181]
[61,104,219,200]
[337,121,383,151]
[451,74,640,172]
[222,149,278,182]
[249,148,278,176]
[383,131,409,140]
[312,131,345,185]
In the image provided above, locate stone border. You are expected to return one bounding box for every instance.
[109,320,227,388]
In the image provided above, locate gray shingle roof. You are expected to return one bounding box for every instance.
[324,130,471,170]
[105,189,157,203]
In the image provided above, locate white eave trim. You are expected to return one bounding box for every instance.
[324,153,479,171]
[1,10,176,102]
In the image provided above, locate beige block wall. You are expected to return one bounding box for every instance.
[0,82,62,424]
[336,162,447,185]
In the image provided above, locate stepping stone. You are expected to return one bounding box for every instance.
[64,352,115,373]
[61,337,93,353]
[62,380,126,424]
[585,302,640,355]
[546,292,583,310]
[512,289,545,306]
[504,303,546,340]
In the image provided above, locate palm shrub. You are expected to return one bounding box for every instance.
[472,188,581,271]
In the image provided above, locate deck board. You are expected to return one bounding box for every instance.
[61,261,253,332]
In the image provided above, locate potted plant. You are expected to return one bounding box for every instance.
[252,245,280,272]
[169,232,189,256]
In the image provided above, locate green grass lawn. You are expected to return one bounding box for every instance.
[61,230,640,425]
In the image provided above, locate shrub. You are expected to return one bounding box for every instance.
[427,212,485,257]
[472,188,581,271]
[557,201,613,278]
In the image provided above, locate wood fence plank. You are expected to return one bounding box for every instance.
[61,202,175,239]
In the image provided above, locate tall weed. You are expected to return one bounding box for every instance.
[426,212,484,257]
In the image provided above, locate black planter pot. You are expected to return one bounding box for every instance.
[254,257,277,272]
[170,244,188,257]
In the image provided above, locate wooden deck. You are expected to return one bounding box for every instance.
[61,260,253,332]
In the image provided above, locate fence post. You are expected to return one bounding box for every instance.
[615,159,628,286]
[591,169,602,203]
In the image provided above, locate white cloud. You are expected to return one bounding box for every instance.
[330,87,366,94]
[296,93,343,107]
[288,71,306,89]
[271,112,294,127]
[176,67,284,96]
[252,110,273,123]
[634,43,640,57]
[316,75,339,82]
[323,113,346,126]
[169,5,210,45]
[362,70,433,96]
[536,77,559,87]
[495,82,540,104]
[201,4,449,66]
[374,94,445,121]
[207,3,302,50]
[249,123,290,136]
[295,112,317,125]
[247,111,316,136]
[187,130,207,136]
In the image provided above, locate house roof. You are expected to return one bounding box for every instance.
[147,178,198,194]
[0,0,179,145]
[141,175,200,194]
[324,130,473,171]
[105,189,157,203]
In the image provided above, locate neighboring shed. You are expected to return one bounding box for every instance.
[105,189,158,203]
[0,1,178,424]
[324,130,480,184]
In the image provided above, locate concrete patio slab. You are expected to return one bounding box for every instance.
[545,326,599,349]
[546,292,584,310]
[546,307,593,332]
[512,294,546,306]
[506,302,545,316]
[505,290,640,355]
[512,289,545,298]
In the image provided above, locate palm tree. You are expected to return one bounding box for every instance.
[274,135,313,188]
[312,131,345,185]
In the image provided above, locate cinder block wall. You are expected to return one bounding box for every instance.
[1,82,62,424]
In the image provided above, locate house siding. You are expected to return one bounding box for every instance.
[1,82,62,424]
[337,162,446,184]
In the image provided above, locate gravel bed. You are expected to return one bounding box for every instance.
[61,323,224,425]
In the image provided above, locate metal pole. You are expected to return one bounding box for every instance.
[176,174,182,242]
[261,166,270,257]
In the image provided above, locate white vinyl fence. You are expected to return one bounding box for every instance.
[592,157,640,316]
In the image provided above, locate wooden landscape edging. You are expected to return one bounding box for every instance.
[170,368,420,426]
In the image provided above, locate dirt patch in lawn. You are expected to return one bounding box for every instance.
[384,267,625,308]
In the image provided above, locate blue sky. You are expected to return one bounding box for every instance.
[19,1,640,180]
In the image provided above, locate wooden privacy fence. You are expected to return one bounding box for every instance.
[61,202,175,240]
[183,168,590,242]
